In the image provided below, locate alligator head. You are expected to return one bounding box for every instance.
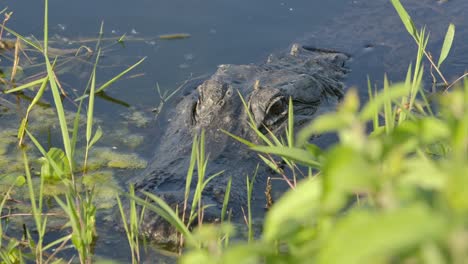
[130,44,349,243]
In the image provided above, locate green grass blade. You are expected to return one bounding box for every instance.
[383,76,394,133]
[86,49,101,144]
[2,26,43,52]
[437,23,455,68]
[17,76,48,144]
[88,126,103,148]
[390,0,418,41]
[360,83,410,121]
[44,0,49,55]
[251,146,321,168]
[237,90,274,146]
[4,77,48,94]
[26,129,65,176]
[221,177,232,223]
[287,97,294,147]
[138,191,195,244]
[45,56,73,166]
[42,0,73,168]
[221,129,256,147]
[95,57,146,93]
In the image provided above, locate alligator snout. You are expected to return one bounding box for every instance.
[128,43,349,244]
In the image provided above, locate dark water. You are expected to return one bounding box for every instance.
[2,0,468,262]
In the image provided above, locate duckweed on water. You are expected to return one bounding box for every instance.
[120,134,145,149]
[28,105,102,132]
[92,147,147,169]
[121,109,152,128]
[107,127,145,149]
[0,128,17,155]
[83,170,121,209]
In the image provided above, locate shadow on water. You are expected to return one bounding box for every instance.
[1,0,468,262]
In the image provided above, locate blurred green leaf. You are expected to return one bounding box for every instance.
[400,157,446,190]
[264,177,322,241]
[15,175,26,187]
[317,205,446,264]
[360,83,409,121]
[321,146,376,212]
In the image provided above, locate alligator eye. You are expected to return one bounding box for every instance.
[262,96,288,130]
[268,98,285,115]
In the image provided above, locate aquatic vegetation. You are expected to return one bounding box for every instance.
[82,170,121,209]
[120,134,145,149]
[158,33,191,40]
[107,125,145,149]
[0,128,17,155]
[0,1,148,262]
[121,109,152,128]
[0,0,467,263]
[92,147,147,169]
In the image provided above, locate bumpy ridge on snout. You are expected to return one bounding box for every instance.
[128,43,349,244]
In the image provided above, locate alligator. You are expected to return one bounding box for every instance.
[130,43,349,243]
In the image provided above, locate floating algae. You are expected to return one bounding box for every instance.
[121,109,152,128]
[120,134,144,149]
[82,170,121,209]
[27,105,102,133]
[91,147,147,169]
[0,128,18,155]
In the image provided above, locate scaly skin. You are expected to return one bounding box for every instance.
[129,44,349,243]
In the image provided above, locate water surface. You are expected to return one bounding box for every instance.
[2,0,468,262]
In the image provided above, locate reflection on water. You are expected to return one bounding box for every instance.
[1,0,468,261]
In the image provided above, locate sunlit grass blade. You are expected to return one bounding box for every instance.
[201,170,224,191]
[21,146,45,261]
[2,25,43,52]
[117,185,141,264]
[17,76,48,145]
[86,49,100,144]
[390,0,418,41]
[437,23,455,68]
[360,83,410,121]
[182,134,198,227]
[221,177,232,223]
[238,90,274,146]
[246,167,258,243]
[4,76,48,94]
[45,55,74,169]
[136,192,195,244]
[383,76,394,133]
[287,97,294,147]
[251,146,321,168]
[95,57,146,93]
[221,129,256,147]
[26,130,65,177]
[258,154,282,174]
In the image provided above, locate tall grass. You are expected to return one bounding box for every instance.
[1,0,466,262]
[0,0,145,262]
[179,0,467,263]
